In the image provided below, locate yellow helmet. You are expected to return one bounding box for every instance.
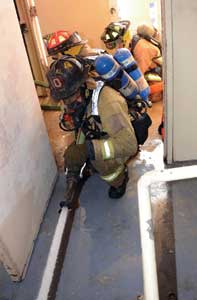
[101,20,131,50]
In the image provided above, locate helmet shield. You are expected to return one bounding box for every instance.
[46,31,87,56]
[63,32,87,50]
[47,55,90,101]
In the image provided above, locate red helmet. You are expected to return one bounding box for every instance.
[46,30,86,56]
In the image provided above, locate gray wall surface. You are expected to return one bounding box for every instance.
[0,1,57,280]
[164,0,197,162]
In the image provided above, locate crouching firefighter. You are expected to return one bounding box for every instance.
[47,55,139,209]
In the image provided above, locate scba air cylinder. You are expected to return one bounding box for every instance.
[95,54,138,100]
[114,48,150,101]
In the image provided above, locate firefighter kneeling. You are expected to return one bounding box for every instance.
[47,55,139,209]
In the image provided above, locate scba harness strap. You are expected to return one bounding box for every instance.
[87,81,152,145]
[82,81,107,140]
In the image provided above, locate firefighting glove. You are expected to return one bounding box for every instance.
[64,142,88,171]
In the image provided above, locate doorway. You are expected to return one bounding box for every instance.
[113,0,164,150]
[116,0,161,31]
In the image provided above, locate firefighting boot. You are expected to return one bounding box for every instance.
[59,164,93,211]
[108,167,129,199]
[59,173,80,210]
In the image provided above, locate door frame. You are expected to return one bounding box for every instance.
[14,0,48,96]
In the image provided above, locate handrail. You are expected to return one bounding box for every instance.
[137,165,197,300]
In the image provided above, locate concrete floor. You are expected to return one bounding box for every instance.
[56,170,144,300]
[1,100,197,300]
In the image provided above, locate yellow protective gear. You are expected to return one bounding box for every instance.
[63,44,84,56]
[63,43,101,58]
[90,86,138,161]
[89,85,138,184]
[145,73,162,82]
[100,165,125,183]
[122,28,132,49]
[133,38,162,74]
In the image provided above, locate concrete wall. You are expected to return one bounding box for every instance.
[36,0,162,49]
[35,0,113,49]
[164,0,197,162]
[0,1,57,280]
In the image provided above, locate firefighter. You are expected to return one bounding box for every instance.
[101,21,163,102]
[131,23,162,75]
[101,21,164,139]
[101,20,132,52]
[47,55,138,209]
[45,29,107,132]
[133,24,163,102]
[101,21,162,74]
